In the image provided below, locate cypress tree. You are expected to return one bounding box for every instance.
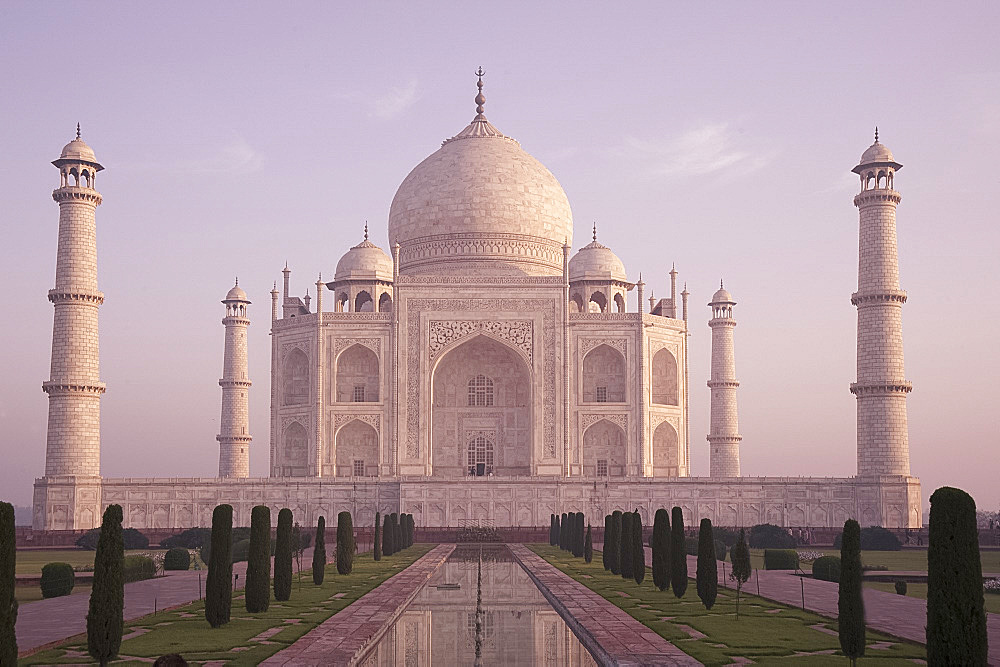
[609,511,622,575]
[405,513,413,548]
[573,513,584,557]
[729,528,751,620]
[205,503,233,627]
[696,518,717,610]
[245,505,271,613]
[87,504,124,666]
[620,511,634,580]
[652,508,670,592]
[927,487,987,665]
[602,515,611,570]
[373,512,382,561]
[312,516,326,585]
[395,513,403,551]
[336,511,355,574]
[560,513,568,550]
[670,506,687,597]
[632,511,645,585]
[838,519,865,665]
[382,512,393,556]
[409,514,416,547]
[584,524,593,564]
[549,514,555,546]
[273,508,293,601]
[0,501,18,663]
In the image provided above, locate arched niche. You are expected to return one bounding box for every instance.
[355,290,374,312]
[569,293,585,313]
[282,349,310,406]
[335,419,378,477]
[281,421,309,476]
[583,419,626,477]
[431,335,531,477]
[614,293,625,313]
[378,292,392,312]
[582,344,625,403]
[651,348,678,405]
[588,291,607,313]
[652,421,679,476]
[336,344,379,402]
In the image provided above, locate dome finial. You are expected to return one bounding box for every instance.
[592,222,597,242]
[474,66,486,119]
[720,278,724,289]
[76,122,81,140]
[235,276,238,286]
[364,221,369,241]
[875,126,879,143]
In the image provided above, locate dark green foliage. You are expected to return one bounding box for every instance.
[245,505,271,613]
[205,504,233,628]
[696,518,718,610]
[763,549,800,570]
[273,508,293,601]
[833,525,902,551]
[161,527,212,550]
[729,528,751,619]
[894,579,907,596]
[609,511,622,575]
[232,539,250,563]
[812,555,841,583]
[312,516,326,585]
[560,513,568,550]
[163,548,190,571]
[926,486,987,665]
[383,513,394,556]
[602,515,611,570]
[76,527,148,551]
[373,512,382,562]
[651,508,670,592]
[336,511,355,575]
[88,504,124,666]
[747,523,796,549]
[685,539,700,556]
[620,511,634,580]
[395,513,403,551]
[571,513,582,558]
[123,555,156,582]
[838,519,865,664]
[632,511,645,585]
[404,513,414,548]
[41,562,75,598]
[714,539,727,562]
[0,502,16,663]
[713,525,739,547]
[550,514,557,546]
[670,507,687,598]
[584,524,593,563]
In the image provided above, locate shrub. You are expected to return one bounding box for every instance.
[560,513,568,550]
[833,526,902,551]
[584,525,593,564]
[551,514,558,547]
[748,524,796,549]
[812,555,841,583]
[0,502,16,662]
[894,580,907,595]
[313,516,326,585]
[273,508,293,602]
[619,511,633,580]
[696,518,718,610]
[76,527,149,551]
[670,507,687,598]
[373,512,382,562]
[232,539,251,563]
[730,529,751,619]
[926,486,987,665]
[685,539,699,556]
[632,511,645,585]
[714,539,727,562]
[88,504,124,666]
[573,513,584,558]
[395,513,403,551]
[41,562,75,598]
[651,508,670,592]
[205,504,233,628]
[245,505,271,613]
[609,511,622,575]
[337,511,355,575]
[405,513,414,548]
[838,519,865,664]
[763,549,800,570]
[713,525,739,547]
[123,555,156,583]
[383,513,394,556]
[601,515,611,571]
[161,528,211,550]
[163,548,190,571]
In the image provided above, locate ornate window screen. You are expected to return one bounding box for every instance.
[467,374,494,407]
[353,459,365,477]
[353,385,365,402]
[467,435,494,468]
[596,386,608,403]
[597,459,608,477]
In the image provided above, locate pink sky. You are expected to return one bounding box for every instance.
[1,3,997,515]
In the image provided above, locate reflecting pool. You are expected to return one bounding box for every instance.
[363,545,597,666]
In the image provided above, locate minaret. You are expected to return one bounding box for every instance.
[217,280,251,478]
[851,130,911,476]
[707,281,741,477]
[43,126,105,478]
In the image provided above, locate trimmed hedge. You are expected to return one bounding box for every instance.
[336,511,355,575]
[670,507,687,597]
[609,511,622,575]
[123,555,156,583]
[651,508,670,592]
[313,516,327,585]
[273,508,293,602]
[205,503,233,628]
[161,528,211,550]
[245,505,271,613]
[41,562,75,598]
[696,518,718,610]
[163,548,190,571]
[763,549,799,570]
[833,525,902,551]
[0,501,16,662]
[894,579,907,595]
[88,504,124,665]
[76,527,149,551]
[812,555,841,582]
[748,524,796,549]
[838,519,866,662]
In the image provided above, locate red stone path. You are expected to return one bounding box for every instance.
[509,544,701,666]
[260,544,455,666]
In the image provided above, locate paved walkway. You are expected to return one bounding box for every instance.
[510,544,700,666]
[17,548,317,655]
[261,544,455,666]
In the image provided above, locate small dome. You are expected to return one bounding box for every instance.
[225,283,249,302]
[710,286,734,305]
[334,238,394,283]
[860,141,894,164]
[569,240,627,283]
[59,137,98,163]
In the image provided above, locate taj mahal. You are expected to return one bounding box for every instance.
[32,75,921,531]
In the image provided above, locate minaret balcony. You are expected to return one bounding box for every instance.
[52,187,102,205]
[853,189,901,207]
[851,290,907,306]
[707,379,740,389]
[850,381,913,396]
[42,380,106,395]
[48,289,104,305]
[219,378,252,388]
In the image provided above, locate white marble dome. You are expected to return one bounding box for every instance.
[225,283,249,302]
[569,239,627,283]
[387,103,573,276]
[335,236,393,283]
[860,141,895,164]
[59,137,98,163]
[710,286,734,304]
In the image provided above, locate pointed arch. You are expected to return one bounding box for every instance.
[583,344,625,403]
[651,348,678,405]
[355,290,373,312]
[613,293,626,313]
[583,418,626,477]
[282,348,310,405]
[336,344,379,402]
[334,419,378,476]
[281,421,309,476]
[652,421,679,476]
[588,291,607,313]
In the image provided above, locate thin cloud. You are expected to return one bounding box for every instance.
[335,79,420,120]
[621,122,773,181]
[189,135,264,174]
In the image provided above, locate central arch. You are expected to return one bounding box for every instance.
[431,334,532,477]
[334,419,378,477]
[583,419,626,477]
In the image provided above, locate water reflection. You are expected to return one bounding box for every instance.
[364,545,597,666]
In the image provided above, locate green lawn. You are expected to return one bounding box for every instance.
[15,583,92,605]
[534,545,925,665]
[747,548,1000,574]
[15,549,169,575]
[21,545,433,665]
[864,581,1000,615]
